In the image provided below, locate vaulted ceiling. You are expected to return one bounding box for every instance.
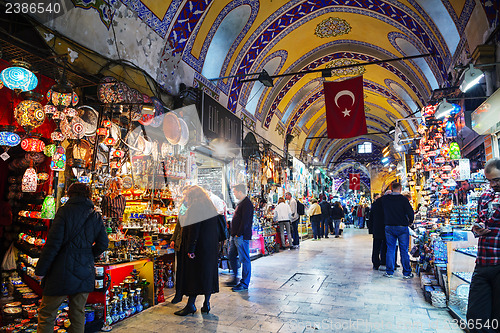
[21,0,498,169]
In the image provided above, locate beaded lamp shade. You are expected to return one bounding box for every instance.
[41,195,56,219]
[44,144,57,157]
[0,61,38,92]
[449,142,461,160]
[50,146,66,171]
[0,131,21,147]
[14,100,45,129]
[98,77,129,104]
[22,166,38,192]
[50,131,65,143]
[21,138,45,152]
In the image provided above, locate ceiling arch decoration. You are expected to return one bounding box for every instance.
[223,1,452,114]
[330,161,371,190]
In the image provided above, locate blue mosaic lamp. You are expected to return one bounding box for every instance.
[0,61,38,92]
[0,126,21,161]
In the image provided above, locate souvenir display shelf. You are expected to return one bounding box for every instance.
[446,237,477,323]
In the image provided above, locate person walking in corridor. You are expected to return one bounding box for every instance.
[285,192,300,248]
[381,182,414,278]
[308,198,322,240]
[319,196,331,238]
[369,193,386,270]
[330,201,344,238]
[466,158,500,332]
[228,184,254,291]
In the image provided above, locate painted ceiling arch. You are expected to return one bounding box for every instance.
[42,0,494,176]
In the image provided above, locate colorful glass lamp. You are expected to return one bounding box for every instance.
[0,61,38,92]
[14,92,45,131]
[41,195,56,219]
[51,146,66,171]
[22,164,38,192]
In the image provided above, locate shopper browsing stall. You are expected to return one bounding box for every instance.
[466,158,500,332]
[35,183,109,333]
[308,198,322,240]
[274,197,293,249]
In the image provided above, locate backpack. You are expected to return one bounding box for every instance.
[296,200,305,216]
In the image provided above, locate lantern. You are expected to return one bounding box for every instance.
[21,138,45,152]
[97,128,109,137]
[109,161,122,169]
[37,172,49,183]
[44,144,57,157]
[443,165,452,171]
[22,166,37,192]
[51,131,65,143]
[435,157,445,163]
[445,121,457,138]
[64,108,77,121]
[0,61,38,92]
[14,99,45,130]
[112,150,124,158]
[51,146,66,171]
[43,105,57,118]
[102,120,112,128]
[449,142,461,160]
[78,176,90,183]
[0,130,21,147]
[41,195,56,219]
[103,137,116,146]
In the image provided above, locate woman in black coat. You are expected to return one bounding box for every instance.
[35,183,109,333]
[174,185,219,316]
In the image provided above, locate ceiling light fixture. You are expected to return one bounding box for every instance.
[459,64,485,92]
[435,98,454,119]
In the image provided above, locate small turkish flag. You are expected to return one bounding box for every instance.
[349,173,361,190]
[324,76,367,138]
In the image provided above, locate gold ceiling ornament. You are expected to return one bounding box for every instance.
[325,59,366,77]
[315,17,351,38]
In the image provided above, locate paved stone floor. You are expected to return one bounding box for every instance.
[108,229,464,332]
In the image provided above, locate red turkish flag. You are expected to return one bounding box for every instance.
[349,173,361,190]
[324,76,367,138]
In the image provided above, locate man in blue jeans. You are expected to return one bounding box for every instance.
[380,182,414,278]
[227,184,254,291]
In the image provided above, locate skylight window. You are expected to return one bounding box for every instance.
[358,142,372,154]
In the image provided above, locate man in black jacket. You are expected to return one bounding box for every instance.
[36,183,109,333]
[228,184,254,291]
[319,195,331,238]
[369,193,386,270]
[381,182,414,278]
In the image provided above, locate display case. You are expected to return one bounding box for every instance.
[446,235,478,322]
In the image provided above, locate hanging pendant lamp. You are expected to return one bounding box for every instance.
[22,163,38,192]
[0,60,38,92]
[41,195,56,219]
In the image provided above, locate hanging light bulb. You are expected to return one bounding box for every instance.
[0,60,38,92]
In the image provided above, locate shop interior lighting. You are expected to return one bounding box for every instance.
[459,64,484,92]
[434,99,454,119]
[381,157,390,165]
[0,60,38,92]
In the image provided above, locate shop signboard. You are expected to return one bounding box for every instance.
[201,92,242,147]
[472,87,500,134]
[458,158,471,180]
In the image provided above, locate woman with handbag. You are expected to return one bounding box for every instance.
[174,185,219,316]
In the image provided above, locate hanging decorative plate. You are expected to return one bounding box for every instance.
[162,112,181,145]
[70,117,85,139]
[97,77,118,104]
[77,105,98,136]
[178,118,189,146]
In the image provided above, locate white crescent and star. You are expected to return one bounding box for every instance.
[334,90,355,117]
[351,176,358,183]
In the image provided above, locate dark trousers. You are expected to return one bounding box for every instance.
[291,219,300,246]
[467,264,500,333]
[372,238,386,268]
[38,293,89,333]
[174,250,183,298]
[320,217,329,237]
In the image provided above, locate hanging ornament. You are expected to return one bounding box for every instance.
[0,60,38,92]
[21,137,45,152]
[97,128,109,137]
[44,144,57,157]
[449,142,461,160]
[445,121,457,138]
[22,164,37,192]
[50,131,65,143]
[14,92,45,131]
[51,146,66,171]
[41,195,56,219]
[0,127,21,161]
